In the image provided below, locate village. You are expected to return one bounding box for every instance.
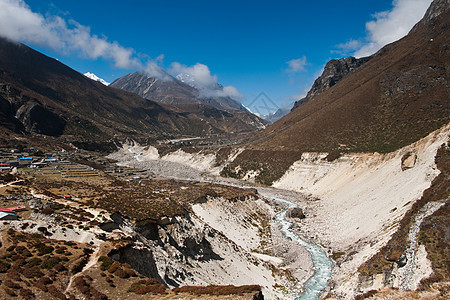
[0,146,158,221]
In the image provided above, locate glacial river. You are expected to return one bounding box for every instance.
[116,149,334,299]
[271,197,333,300]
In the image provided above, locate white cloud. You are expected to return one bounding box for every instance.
[332,39,362,55]
[354,0,433,57]
[0,0,140,69]
[143,61,172,82]
[286,56,307,73]
[169,62,243,101]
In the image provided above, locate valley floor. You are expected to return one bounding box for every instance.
[109,123,449,299]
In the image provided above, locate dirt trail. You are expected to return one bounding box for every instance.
[0,179,24,188]
[64,244,101,293]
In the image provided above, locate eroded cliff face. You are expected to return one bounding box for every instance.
[273,124,449,298]
[105,195,302,299]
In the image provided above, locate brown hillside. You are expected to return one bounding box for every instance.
[251,0,449,154]
[222,0,449,185]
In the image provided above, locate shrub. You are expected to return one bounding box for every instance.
[0,261,11,273]
[11,255,24,261]
[40,208,54,215]
[47,285,67,300]
[172,284,261,295]
[15,246,26,252]
[98,256,113,270]
[40,257,61,269]
[115,269,129,279]
[55,247,67,254]
[136,285,166,295]
[107,262,120,273]
[125,268,137,277]
[19,288,34,300]
[33,243,53,255]
[38,276,53,285]
[22,249,32,257]
[128,279,167,295]
[22,266,44,278]
[54,263,66,272]
[26,257,42,267]
[4,280,21,289]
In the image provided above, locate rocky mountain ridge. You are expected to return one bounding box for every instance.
[111,71,245,112]
[292,56,372,110]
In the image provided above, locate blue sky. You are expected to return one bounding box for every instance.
[0,0,433,111]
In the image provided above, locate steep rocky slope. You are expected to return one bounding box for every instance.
[291,56,372,110]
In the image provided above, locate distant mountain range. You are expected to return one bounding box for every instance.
[110,71,266,133]
[110,71,246,111]
[0,37,265,151]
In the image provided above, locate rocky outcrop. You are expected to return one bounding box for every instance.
[105,207,282,297]
[401,152,417,170]
[292,56,372,110]
[410,0,449,33]
[287,207,305,219]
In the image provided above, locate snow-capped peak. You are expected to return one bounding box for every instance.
[175,73,196,88]
[84,72,110,86]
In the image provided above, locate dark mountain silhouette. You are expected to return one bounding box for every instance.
[0,38,264,151]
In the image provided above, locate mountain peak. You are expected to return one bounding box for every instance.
[292,56,372,111]
[84,72,110,86]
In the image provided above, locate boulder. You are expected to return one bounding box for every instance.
[287,207,305,219]
[401,152,417,170]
